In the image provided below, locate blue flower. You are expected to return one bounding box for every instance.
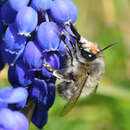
[23,41,43,69]
[0,45,5,71]
[1,1,17,24]
[37,21,60,51]
[0,87,28,109]
[50,0,78,23]
[8,59,34,87]
[0,108,29,130]
[29,78,48,103]
[0,87,29,130]
[0,0,78,129]
[31,103,48,129]
[5,23,27,53]
[0,0,2,6]
[0,41,15,64]
[0,17,3,41]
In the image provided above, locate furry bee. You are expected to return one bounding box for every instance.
[43,21,118,116]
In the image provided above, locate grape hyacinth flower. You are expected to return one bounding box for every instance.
[31,0,53,11]
[16,6,38,36]
[0,87,29,130]
[1,1,17,24]
[9,0,30,12]
[0,108,29,130]
[0,0,78,129]
[0,44,5,71]
[5,23,27,53]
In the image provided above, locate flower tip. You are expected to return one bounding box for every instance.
[18,31,31,37]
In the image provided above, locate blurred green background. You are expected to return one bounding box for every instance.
[0,0,130,130]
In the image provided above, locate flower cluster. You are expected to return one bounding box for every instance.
[0,0,78,129]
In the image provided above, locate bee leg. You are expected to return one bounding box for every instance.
[42,58,72,82]
[68,36,76,51]
[64,27,76,51]
[65,20,81,41]
[90,84,98,97]
[60,33,74,66]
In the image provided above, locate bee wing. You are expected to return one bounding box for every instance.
[60,74,88,116]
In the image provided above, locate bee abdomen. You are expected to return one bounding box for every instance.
[57,81,75,100]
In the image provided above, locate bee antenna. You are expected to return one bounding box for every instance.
[96,41,119,55]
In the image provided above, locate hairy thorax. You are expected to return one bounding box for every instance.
[58,55,105,100]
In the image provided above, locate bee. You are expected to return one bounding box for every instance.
[43,21,119,116]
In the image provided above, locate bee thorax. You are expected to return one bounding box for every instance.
[57,56,105,100]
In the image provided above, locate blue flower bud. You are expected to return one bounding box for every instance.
[31,103,48,129]
[37,21,60,51]
[16,7,38,36]
[9,0,30,12]
[50,0,78,24]
[5,23,27,53]
[0,42,17,64]
[43,51,60,69]
[0,17,4,41]
[50,0,70,23]
[66,0,78,23]
[23,41,43,69]
[31,0,53,11]
[0,44,5,71]
[8,65,19,87]
[0,0,2,6]
[42,66,52,78]
[0,0,79,128]
[8,59,34,87]
[0,87,28,109]
[0,108,29,130]
[1,2,17,24]
[45,82,55,109]
[30,78,48,103]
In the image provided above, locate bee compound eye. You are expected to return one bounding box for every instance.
[88,54,92,58]
[81,50,96,61]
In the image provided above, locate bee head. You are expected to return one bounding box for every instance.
[77,37,119,64]
[78,37,100,62]
[80,46,98,62]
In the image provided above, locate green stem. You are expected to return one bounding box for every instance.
[21,98,36,122]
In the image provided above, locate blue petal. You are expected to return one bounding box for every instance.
[43,51,60,69]
[1,2,17,24]
[9,0,30,12]
[31,0,53,11]
[37,22,60,51]
[50,0,78,24]
[0,87,28,109]
[15,60,34,86]
[8,66,19,87]
[42,66,52,78]
[8,59,34,87]
[0,108,29,130]
[23,41,43,69]
[30,78,48,103]
[43,82,55,109]
[1,42,18,65]
[16,7,38,35]
[0,16,4,40]
[50,0,70,23]
[31,103,48,129]
[42,52,60,79]
[5,23,26,53]
[0,46,5,71]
